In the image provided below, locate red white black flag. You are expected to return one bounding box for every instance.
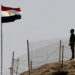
[1,6,22,23]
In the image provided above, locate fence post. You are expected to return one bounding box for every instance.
[12,52,14,75]
[10,52,14,75]
[30,61,32,70]
[27,40,31,75]
[10,67,12,75]
[59,40,61,62]
[16,58,19,75]
[62,45,64,70]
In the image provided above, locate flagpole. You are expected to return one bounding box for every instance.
[1,20,3,75]
[1,4,3,75]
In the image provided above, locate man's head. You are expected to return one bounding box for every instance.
[70,29,74,34]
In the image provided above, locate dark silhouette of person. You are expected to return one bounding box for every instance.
[69,29,75,60]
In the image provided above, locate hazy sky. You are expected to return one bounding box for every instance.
[0,0,75,74]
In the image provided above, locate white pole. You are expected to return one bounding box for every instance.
[1,4,3,75]
[1,19,3,75]
[1,22,3,75]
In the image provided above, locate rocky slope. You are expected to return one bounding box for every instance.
[21,59,75,75]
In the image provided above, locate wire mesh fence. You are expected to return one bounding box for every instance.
[12,39,71,75]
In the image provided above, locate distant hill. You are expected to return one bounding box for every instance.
[21,59,75,75]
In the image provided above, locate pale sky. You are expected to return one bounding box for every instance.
[0,0,75,75]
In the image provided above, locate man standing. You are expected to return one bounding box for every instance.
[69,29,75,60]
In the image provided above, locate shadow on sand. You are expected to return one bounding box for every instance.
[52,71,68,75]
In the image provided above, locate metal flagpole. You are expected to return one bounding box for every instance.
[1,4,3,75]
[1,19,3,75]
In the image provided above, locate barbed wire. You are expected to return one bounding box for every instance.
[13,41,72,74]
[14,45,71,64]
[30,47,59,60]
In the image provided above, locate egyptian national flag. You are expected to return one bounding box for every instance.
[1,6,22,23]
